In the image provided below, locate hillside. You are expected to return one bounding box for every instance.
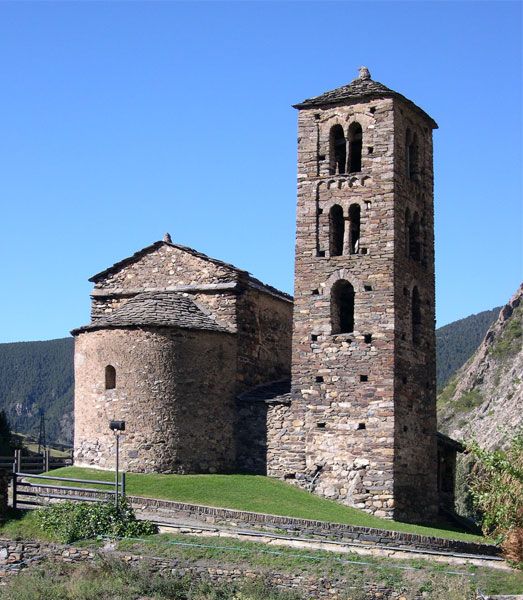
[0,337,74,446]
[438,284,523,449]
[436,306,500,389]
[0,302,508,448]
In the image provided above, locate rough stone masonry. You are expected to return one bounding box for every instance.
[73,68,448,523]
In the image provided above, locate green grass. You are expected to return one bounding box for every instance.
[30,467,486,543]
[0,508,57,541]
[114,532,523,596]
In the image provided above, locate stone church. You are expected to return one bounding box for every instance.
[73,67,458,523]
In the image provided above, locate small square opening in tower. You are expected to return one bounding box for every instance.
[364,334,372,344]
[316,422,326,429]
[360,248,368,255]
[311,334,319,342]
[367,147,374,154]
[369,107,376,114]
[364,285,372,291]
[360,375,368,382]
[311,289,319,295]
[317,250,325,257]
[357,422,366,430]
[315,376,324,383]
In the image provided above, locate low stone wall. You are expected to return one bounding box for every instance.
[0,537,421,599]
[19,484,500,557]
[129,495,499,557]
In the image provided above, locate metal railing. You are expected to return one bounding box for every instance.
[12,468,125,509]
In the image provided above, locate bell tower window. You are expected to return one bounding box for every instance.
[411,287,421,345]
[329,125,346,175]
[329,204,344,257]
[348,122,363,172]
[348,203,361,254]
[331,280,355,334]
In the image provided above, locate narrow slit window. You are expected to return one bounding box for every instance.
[331,279,355,334]
[329,125,346,175]
[105,365,116,390]
[329,204,345,257]
[412,286,421,346]
[348,203,361,254]
[348,122,363,172]
[406,128,419,180]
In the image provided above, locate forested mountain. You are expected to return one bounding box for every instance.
[0,338,74,446]
[0,302,506,447]
[436,306,500,389]
[438,285,522,450]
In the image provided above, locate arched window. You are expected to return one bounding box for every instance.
[348,203,361,254]
[348,122,363,172]
[329,204,344,257]
[411,287,421,345]
[331,280,355,334]
[409,212,421,262]
[329,125,346,175]
[406,129,419,180]
[105,365,116,390]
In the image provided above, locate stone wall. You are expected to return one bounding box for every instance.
[392,104,438,522]
[271,87,439,522]
[0,537,496,598]
[74,326,237,473]
[235,284,292,392]
[90,244,238,323]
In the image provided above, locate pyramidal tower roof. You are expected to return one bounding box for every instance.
[293,67,438,129]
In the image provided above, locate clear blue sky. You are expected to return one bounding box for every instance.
[0,1,521,343]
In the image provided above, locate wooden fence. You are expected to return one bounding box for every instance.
[12,469,126,510]
[0,449,72,474]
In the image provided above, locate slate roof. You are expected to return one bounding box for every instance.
[237,379,292,404]
[293,71,438,129]
[72,292,231,335]
[89,240,292,303]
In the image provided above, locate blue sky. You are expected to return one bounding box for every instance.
[0,1,521,343]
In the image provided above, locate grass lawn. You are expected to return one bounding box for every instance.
[31,467,486,543]
[116,532,523,596]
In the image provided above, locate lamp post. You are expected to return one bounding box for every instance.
[109,420,125,508]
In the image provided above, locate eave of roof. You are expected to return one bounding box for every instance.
[293,73,438,129]
[72,291,232,336]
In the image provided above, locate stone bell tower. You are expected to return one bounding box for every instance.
[288,67,439,522]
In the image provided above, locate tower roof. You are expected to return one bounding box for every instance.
[293,67,438,129]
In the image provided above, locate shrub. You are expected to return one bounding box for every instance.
[35,498,157,543]
[502,528,523,567]
[468,431,523,564]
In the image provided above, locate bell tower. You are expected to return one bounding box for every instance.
[288,67,439,521]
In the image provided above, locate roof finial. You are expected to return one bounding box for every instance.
[358,66,371,81]
[163,232,172,243]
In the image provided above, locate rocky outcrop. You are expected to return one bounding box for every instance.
[438,284,522,449]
